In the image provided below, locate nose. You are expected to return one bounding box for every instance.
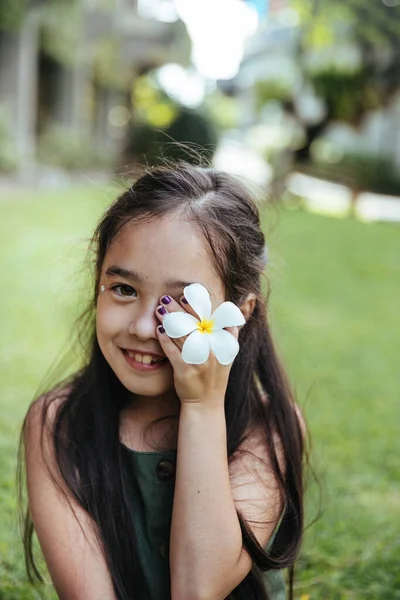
[127,303,158,341]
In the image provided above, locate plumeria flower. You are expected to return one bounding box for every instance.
[162,283,245,365]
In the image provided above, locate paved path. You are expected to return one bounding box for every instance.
[2,168,400,224]
[0,169,112,200]
[286,172,400,224]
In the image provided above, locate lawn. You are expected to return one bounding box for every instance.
[0,184,399,599]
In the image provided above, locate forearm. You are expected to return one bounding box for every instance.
[170,401,242,600]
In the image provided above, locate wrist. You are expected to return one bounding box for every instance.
[180,397,225,411]
[177,399,228,454]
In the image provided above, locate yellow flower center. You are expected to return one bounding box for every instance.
[197,318,214,334]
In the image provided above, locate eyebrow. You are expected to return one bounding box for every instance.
[105,265,195,290]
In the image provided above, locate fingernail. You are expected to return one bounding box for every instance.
[158,325,165,334]
[181,297,188,304]
[158,306,167,315]
[161,295,171,305]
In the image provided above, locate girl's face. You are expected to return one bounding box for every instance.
[96,214,225,399]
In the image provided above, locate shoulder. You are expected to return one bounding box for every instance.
[227,424,285,584]
[24,385,73,476]
[27,384,71,416]
[24,385,79,534]
[230,420,285,476]
[228,398,307,510]
[24,386,116,598]
[228,422,285,526]
[25,385,71,441]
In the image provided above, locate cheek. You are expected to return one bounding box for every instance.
[210,288,226,312]
[96,303,127,342]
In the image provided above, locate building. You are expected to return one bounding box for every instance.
[0,0,190,175]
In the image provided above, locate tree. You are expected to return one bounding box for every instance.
[0,1,45,30]
[0,0,74,31]
[289,0,400,161]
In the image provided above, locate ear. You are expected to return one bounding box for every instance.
[240,293,257,322]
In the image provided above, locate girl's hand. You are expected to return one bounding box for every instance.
[155,295,239,405]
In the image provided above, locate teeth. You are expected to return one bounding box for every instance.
[127,351,162,364]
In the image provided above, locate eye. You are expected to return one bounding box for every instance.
[111,284,138,298]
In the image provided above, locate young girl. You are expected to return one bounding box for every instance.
[18,162,306,600]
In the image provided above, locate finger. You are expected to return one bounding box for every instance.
[179,294,199,319]
[157,295,187,317]
[156,296,185,329]
[156,296,193,350]
[224,325,239,340]
[156,324,184,368]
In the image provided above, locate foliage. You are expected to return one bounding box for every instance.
[37,125,115,170]
[203,91,241,131]
[295,0,400,113]
[0,1,121,83]
[0,0,76,32]
[0,187,399,598]
[40,2,83,67]
[93,37,132,90]
[0,0,31,30]
[309,68,381,126]
[292,0,400,51]
[133,75,179,128]
[0,104,18,172]
[124,74,218,165]
[255,80,293,114]
[255,0,400,165]
[124,106,218,166]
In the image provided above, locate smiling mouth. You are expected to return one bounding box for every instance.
[123,350,167,365]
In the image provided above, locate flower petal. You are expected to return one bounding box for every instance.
[183,283,212,320]
[181,330,211,364]
[163,312,199,338]
[209,329,240,365]
[211,302,246,329]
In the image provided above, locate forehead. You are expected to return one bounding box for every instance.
[103,215,224,297]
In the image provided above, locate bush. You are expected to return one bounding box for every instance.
[0,104,18,173]
[122,106,218,166]
[37,124,115,171]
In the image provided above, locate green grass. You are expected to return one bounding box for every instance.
[264,208,400,598]
[1,186,399,598]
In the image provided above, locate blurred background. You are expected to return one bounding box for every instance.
[1,0,400,218]
[0,1,399,599]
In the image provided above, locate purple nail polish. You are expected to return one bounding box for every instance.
[161,295,171,305]
[158,306,167,315]
[158,325,165,334]
[181,297,188,304]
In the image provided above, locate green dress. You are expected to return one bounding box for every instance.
[120,442,287,600]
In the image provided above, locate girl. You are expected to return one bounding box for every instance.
[18,162,307,600]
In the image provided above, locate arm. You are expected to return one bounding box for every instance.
[24,397,116,600]
[169,400,284,600]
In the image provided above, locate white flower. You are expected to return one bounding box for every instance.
[162,283,245,365]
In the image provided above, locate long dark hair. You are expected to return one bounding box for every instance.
[17,161,308,599]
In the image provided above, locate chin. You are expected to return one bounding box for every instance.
[122,378,174,397]
[115,363,174,397]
